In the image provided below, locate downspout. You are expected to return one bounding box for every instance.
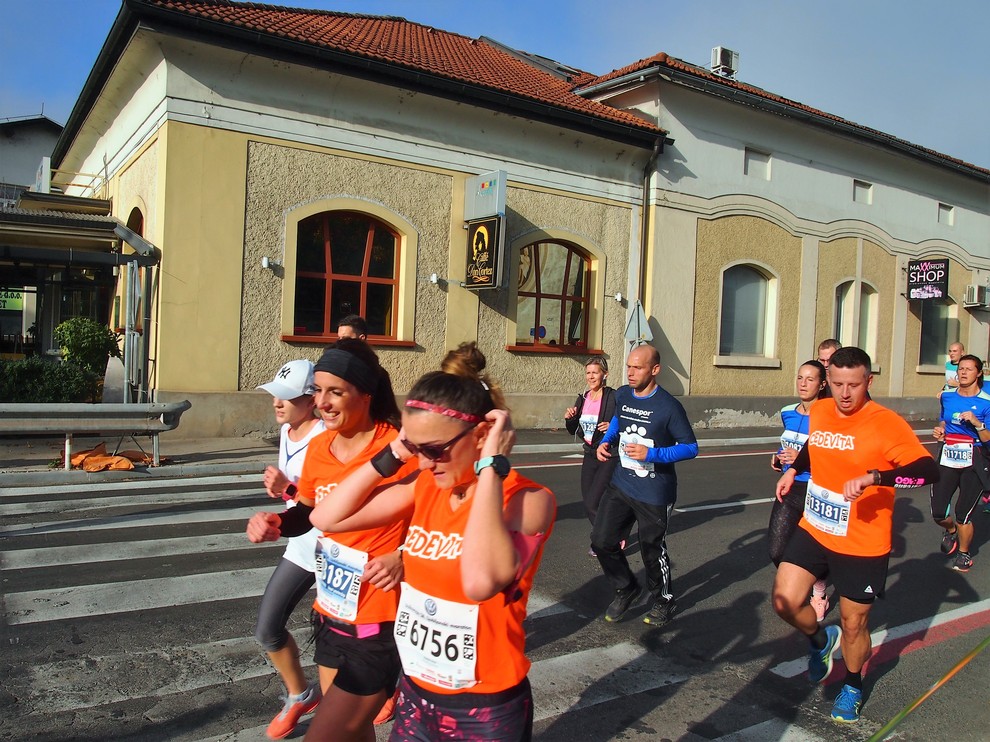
[637,136,667,303]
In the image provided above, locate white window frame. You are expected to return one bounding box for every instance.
[713,260,780,368]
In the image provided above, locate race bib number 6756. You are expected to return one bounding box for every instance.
[394,582,478,690]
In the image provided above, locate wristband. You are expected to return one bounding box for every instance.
[869,469,881,486]
[371,445,403,478]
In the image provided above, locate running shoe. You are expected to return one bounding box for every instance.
[952,551,974,572]
[373,688,399,725]
[588,546,597,557]
[808,625,841,684]
[642,599,676,627]
[830,684,863,723]
[266,683,321,740]
[604,584,642,622]
[940,529,959,556]
[809,592,829,622]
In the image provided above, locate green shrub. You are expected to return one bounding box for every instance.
[52,317,121,376]
[0,357,98,403]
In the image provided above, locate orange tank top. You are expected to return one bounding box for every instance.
[397,469,554,694]
[297,422,417,625]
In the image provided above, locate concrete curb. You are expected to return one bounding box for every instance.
[2,429,935,487]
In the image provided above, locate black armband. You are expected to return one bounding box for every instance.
[875,456,940,488]
[371,445,403,478]
[790,443,811,474]
[277,503,314,537]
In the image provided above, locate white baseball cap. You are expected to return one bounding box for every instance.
[257,359,315,400]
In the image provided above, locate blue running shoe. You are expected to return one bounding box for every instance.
[808,624,841,684]
[831,684,863,723]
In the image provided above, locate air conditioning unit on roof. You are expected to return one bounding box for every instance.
[963,284,989,308]
[711,46,739,79]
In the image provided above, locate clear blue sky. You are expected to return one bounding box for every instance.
[2,0,987,169]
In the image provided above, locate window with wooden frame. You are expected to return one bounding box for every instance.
[292,211,399,338]
[513,241,590,351]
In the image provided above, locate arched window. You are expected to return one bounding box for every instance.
[920,300,959,366]
[834,280,878,357]
[293,211,399,338]
[719,264,771,355]
[515,241,590,349]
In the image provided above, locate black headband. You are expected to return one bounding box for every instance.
[314,348,377,394]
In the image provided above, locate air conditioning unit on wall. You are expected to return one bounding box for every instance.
[962,284,989,308]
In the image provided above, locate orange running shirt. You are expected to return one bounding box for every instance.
[798,400,930,557]
[396,469,554,695]
[297,422,417,625]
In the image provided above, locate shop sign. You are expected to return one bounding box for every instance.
[464,216,503,290]
[0,290,23,311]
[907,259,949,300]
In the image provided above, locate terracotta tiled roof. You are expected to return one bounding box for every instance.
[581,52,989,177]
[137,0,660,138]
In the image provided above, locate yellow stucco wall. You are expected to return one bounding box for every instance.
[157,121,247,391]
[241,140,452,389]
[690,215,801,395]
[861,239,896,396]
[481,186,631,396]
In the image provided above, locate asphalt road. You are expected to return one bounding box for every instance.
[2,440,988,741]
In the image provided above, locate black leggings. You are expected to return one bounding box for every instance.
[581,451,618,528]
[768,481,807,566]
[255,557,315,652]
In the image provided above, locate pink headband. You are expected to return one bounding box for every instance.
[405,399,484,423]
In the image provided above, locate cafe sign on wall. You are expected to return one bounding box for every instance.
[0,290,23,311]
[464,216,503,290]
[907,259,949,300]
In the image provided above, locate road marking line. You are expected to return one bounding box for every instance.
[0,486,265,517]
[676,497,775,513]
[770,597,990,678]
[530,642,689,722]
[0,532,280,568]
[12,591,566,714]
[0,505,261,537]
[711,718,826,741]
[0,474,257,498]
[3,567,278,624]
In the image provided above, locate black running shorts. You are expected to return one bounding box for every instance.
[312,616,400,696]
[782,526,889,602]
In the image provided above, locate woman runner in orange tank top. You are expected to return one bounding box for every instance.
[310,343,556,741]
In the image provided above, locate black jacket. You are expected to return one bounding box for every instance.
[564,386,617,453]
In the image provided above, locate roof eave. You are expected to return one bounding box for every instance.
[59,0,660,159]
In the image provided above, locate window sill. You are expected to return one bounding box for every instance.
[506,344,604,355]
[916,364,946,375]
[712,355,781,369]
[281,335,417,348]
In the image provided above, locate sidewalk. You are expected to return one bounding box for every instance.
[1,423,936,487]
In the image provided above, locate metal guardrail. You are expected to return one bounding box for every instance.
[0,401,192,469]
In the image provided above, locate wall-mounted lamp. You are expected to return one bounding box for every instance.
[262,256,281,270]
[429,273,439,284]
[614,292,624,303]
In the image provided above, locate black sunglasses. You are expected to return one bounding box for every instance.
[401,426,473,462]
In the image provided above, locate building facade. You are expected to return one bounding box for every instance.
[49,1,990,435]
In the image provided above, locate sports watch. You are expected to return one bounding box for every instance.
[474,454,511,478]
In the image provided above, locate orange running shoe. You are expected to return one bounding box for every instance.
[266,683,320,740]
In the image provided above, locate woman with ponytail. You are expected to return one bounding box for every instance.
[310,341,555,740]
[247,338,417,741]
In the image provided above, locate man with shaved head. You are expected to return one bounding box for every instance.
[943,342,965,394]
[593,343,698,627]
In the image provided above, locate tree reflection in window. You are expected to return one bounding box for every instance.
[293,212,398,337]
[516,241,589,348]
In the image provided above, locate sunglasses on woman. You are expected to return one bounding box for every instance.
[401,426,474,461]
